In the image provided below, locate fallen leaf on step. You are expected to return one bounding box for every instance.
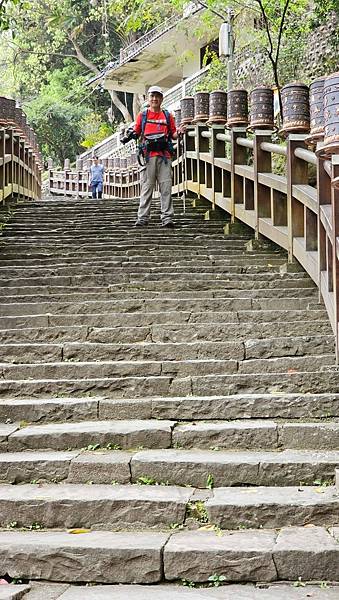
[67,528,91,534]
[287,368,298,374]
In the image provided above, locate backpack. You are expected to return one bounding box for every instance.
[140,109,174,159]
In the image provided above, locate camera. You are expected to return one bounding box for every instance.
[121,126,138,145]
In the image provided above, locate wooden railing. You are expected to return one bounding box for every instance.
[0,116,42,205]
[50,125,339,359]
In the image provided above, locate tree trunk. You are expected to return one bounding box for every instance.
[109,90,133,123]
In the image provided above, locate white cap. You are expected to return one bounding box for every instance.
[148,85,163,95]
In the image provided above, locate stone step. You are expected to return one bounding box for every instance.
[130,448,339,487]
[6,419,175,451]
[0,352,335,381]
[0,483,191,529]
[16,583,339,600]
[163,527,339,583]
[2,323,332,345]
[0,368,338,399]
[0,335,334,363]
[0,530,168,583]
[0,526,337,584]
[0,278,317,297]
[0,287,318,304]
[205,485,339,528]
[1,448,338,486]
[1,393,338,425]
[0,483,337,531]
[0,309,329,333]
[4,418,338,452]
[0,297,324,317]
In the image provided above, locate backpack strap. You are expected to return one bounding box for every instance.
[141,109,148,137]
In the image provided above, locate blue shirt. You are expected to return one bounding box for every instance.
[90,164,104,183]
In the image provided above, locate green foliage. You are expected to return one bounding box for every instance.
[208,574,226,587]
[25,94,88,165]
[80,113,113,149]
[196,49,227,92]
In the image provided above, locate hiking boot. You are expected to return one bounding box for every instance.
[162,221,175,229]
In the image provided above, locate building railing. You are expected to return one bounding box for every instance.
[0,98,42,204]
[163,65,210,109]
[119,6,202,66]
[49,123,339,360]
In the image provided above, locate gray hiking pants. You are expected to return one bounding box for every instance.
[137,156,174,225]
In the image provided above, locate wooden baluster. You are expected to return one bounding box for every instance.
[331,156,339,362]
[287,134,308,262]
[230,127,247,223]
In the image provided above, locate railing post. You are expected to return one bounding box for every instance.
[230,127,247,223]
[211,124,226,211]
[287,134,308,262]
[253,130,273,239]
[331,156,339,362]
[196,124,209,200]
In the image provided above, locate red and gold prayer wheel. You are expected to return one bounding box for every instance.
[208,90,227,125]
[250,87,274,130]
[227,89,249,127]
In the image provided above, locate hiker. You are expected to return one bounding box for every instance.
[89,156,104,199]
[125,86,184,228]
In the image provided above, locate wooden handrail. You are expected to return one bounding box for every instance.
[0,125,41,205]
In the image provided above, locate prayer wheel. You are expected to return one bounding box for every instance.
[64,158,70,170]
[193,92,210,123]
[174,108,182,128]
[250,87,274,130]
[280,82,310,135]
[121,157,127,169]
[227,90,249,127]
[180,97,194,125]
[305,77,325,146]
[0,97,16,127]
[322,72,339,156]
[208,90,227,124]
[76,158,83,170]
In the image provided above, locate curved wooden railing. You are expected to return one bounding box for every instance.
[49,124,339,359]
[0,97,42,205]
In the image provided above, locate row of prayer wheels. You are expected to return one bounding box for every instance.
[175,71,339,157]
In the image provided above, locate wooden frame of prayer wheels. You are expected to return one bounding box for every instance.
[280,82,310,136]
[180,97,195,125]
[208,90,227,125]
[321,72,339,156]
[192,92,210,123]
[305,77,325,147]
[227,90,249,128]
[174,109,182,128]
[249,87,274,130]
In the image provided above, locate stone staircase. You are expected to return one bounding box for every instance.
[0,196,338,600]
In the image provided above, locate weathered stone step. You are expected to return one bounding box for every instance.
[0,584,29,599]
[0,483,191,529]
[4,418,338,452]
[1,368,338,399]
[205,485,339,528]
[0,309,328,333]
[0,297,323,316]
[6,419,175,451]
[1,335,334,363]
[130,449,339,487]
[0,252,286,267]
[0,530,168,583]
[0,278,317,297]
[0,324,332,346]
[163,527,339,583]
[1,393,337,425]
[0,287,318,304]
[0,526,337,583]
[16,583,339,600]
[173,420,339,450]
[0,358,241,380]
[1,448,338,486]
